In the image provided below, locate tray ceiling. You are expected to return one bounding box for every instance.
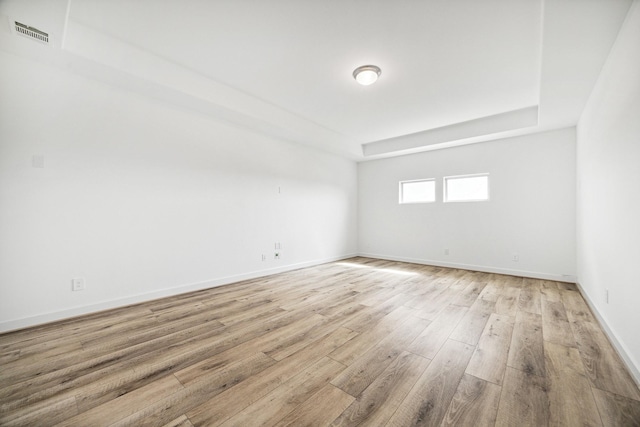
[0,0,632,159]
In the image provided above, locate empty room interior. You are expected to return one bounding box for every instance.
[1,0,639,426]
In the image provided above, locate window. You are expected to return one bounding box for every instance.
[444,174,489,202]
[399,179,436,204]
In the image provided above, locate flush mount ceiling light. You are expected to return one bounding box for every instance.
[353,65,381,86]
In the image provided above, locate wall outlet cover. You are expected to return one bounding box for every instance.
[72,278,85,291]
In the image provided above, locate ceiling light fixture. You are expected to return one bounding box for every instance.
[353,65,381,86]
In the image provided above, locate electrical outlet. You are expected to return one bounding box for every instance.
[72,278,85,291]
[444,248,449,255]
[606,289,609,304]
[261,254,266,261]
[512,254,519,262]
[274,252,280,260]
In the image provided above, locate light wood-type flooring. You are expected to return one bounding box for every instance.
[1,257,640,426]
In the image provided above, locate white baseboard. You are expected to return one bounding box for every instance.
[5,252,636,388]
[0,253,358,334]
[357,253,577,283]
[575,281,640,388]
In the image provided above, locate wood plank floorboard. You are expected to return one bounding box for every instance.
[507,311,545,377]
[385,339,475,427]
[441,373,502,427]
[449,298,495,346]
[330,316,429,396]
[495,366,549,426]
[184,327,357,427]
[465,313,515,385]
[219,357,345,427]
[407,304,467,359]
[0,257,638,426]
[592,387,640,427]
[544,341,602,426]
[541,298,576,347]
[330,351,430,427]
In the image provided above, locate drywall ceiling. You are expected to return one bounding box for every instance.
[0,0,633,160]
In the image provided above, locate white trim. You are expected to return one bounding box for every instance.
[575,281,640,389]
[0,253,357,334]
[399,178,436,204]
[358,252,577,283]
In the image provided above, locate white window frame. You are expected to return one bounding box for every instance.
[399,178,436,204]
[443,173,490,203]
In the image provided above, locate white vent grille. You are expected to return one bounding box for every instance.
[15,21,49,44]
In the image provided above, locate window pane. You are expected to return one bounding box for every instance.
[444,175,489,202]
[400,180,435,203]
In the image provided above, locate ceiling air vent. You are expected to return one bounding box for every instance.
[14,21,49,44]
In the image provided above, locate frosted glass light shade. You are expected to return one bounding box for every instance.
[353,65,381,85]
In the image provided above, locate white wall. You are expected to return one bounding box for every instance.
[0,51,358,331]
[358,128,576,280]
[576,0,640,381]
